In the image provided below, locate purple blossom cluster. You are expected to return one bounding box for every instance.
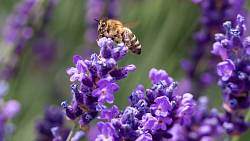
[0,0,38,80]
[35,106,70,141]
[2,0,58,50]
[0,94,20,141]
[62,37,197,140]
[62,37,136,129]
[212,14,250,134]
[0,0,58,80]
[172,14,250,140]
[170,14,250,140]
[170,96,225,141]
[32,0,58,65]
[0,1,58,140]
[182,0,245,94]
[95,68,196,141]
[32,33,57,66]
[2,0,38,48]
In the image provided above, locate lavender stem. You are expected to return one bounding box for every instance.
[66,123,78,141]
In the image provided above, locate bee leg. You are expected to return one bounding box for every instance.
[111,37,116,41]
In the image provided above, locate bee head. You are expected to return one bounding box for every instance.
[96,18,108,33]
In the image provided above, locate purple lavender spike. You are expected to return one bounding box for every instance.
[181,0,246,95]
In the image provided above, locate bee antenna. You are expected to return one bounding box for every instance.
[94,18,99,22]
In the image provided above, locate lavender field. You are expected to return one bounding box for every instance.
[1,0,250,141]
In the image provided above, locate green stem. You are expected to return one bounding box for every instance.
[232,136,239,141]
[66,123,78,141]
[245,110,250,121]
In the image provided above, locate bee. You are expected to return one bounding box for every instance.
[96,18,141,54]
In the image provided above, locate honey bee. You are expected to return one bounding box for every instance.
[96,18,141,54]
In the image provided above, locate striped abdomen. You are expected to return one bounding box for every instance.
[122,28,141,55]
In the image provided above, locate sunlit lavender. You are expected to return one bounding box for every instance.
[1,0,250,141]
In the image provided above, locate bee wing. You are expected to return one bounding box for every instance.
[123,21,139,28]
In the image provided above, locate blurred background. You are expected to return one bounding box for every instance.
[1,0,250,140]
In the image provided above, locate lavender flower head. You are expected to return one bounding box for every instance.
[62,37,135,129]
[170,96,225,141]
[213,15,249,111]
[182,0,246,94]
[0,97,20,141]
[2,0,58,49]
[212,14,250,134]
[35,106,70,141]
[170,14,250,140]
[0,0,38,80]
[2,0,37,46]
[0,0,58,80]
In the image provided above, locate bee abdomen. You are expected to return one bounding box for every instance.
[123,32,141,55]
[130,34,141,54]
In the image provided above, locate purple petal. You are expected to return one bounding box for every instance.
[3,100,20,119]
[109,83,119,92]
[92,89,101,97]
[97,79,110,88]
[124,64,136,72]
[105,94,114,104]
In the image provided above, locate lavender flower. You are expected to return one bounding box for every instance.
[92,79,119,104]
[182,0,246,94]
[95,122,117,141]
[62,37,135,129]
[216,59,235,81]
[177,93,196,126]
[32,33,57,65]
[0,77,20,141]
[150,96,172,117]
[2,0,58,49]
[94,68,196,140]
[0,0,38,80]
[141,113,158,132]
[35,106,70,141]
[0,98,20,141]
[170,14,250,141]
[2,0,38,46]
[51,127,63,141]
[149,68,173,85]
[212,14,250,134]
[98,105,119,120]
[0,0,58,80]
[86,125,99,141]
[136,133,153,141]
[170,97,225,141]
